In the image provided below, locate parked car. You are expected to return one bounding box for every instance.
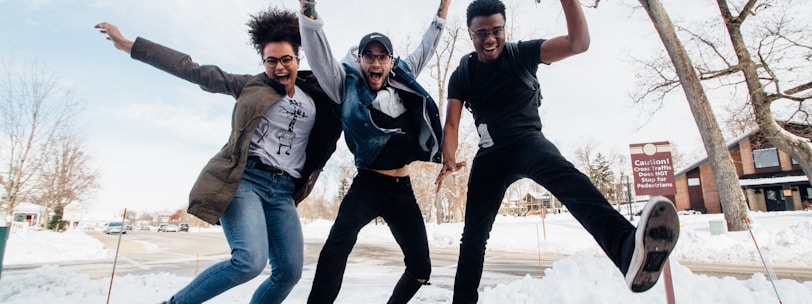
[102,222,127,235]
[179,223,189,232]
[158,224,179,232]
[139,226,151,231]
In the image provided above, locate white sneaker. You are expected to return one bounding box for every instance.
[625,196,680,292]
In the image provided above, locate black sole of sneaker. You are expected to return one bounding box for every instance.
[626,196,680,292]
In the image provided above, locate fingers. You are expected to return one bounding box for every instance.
[434,169,449,185]
[95,22,111,35]
[434,172,447,193]
[434,167,450,192]
[434,161,466,193]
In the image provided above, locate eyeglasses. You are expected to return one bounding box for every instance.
[469,26,505,40]
[361,53,392,64]
[263,55,298,68]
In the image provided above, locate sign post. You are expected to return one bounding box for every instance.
[629,141,677,304]
[629,142,676,197]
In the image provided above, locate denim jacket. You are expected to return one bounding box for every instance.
[341,60,442,168]
[299,13,445,169]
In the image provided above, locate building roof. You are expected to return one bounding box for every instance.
[674,128,759,177]
[738,170,810,187]
[674,121,810,177]
[739,175,810,187]
[524,192,547,200]
[13,202,46,213]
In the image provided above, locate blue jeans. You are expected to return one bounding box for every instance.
[170,164,304,304]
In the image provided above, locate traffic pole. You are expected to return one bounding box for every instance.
[663,259,676,304]
[743,215,783,304]
[107,208,127,304]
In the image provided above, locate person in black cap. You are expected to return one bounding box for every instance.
[298,0,451,303]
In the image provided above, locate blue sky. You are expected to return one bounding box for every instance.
[1,0,723,214]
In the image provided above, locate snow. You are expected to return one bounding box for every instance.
[3,211,812,303]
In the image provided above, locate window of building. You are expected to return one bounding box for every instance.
[687,178,700,186]
[792,158,798,165]
[753,147,779,168]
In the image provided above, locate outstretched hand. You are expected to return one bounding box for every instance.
[437,0,451,19]
[300,0,317,19]
[435,160,466,193]
[94,22,134,54]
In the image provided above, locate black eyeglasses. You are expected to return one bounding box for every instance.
[263,55,298,68]
[470,26,505,40]
[361,53,392,64]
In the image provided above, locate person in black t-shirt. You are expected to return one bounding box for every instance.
[435,1,680,303]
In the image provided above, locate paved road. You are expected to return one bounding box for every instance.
[5,230,812,290]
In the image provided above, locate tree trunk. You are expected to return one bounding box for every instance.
[638,0,750,230]
[715,0,812,182]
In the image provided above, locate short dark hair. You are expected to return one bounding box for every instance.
[466,0,506,27]
[247,7,301,56]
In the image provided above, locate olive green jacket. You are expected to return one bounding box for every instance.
[131,37,341,224]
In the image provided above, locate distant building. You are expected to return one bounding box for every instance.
[499,191,564,216]
[674,123,811,213]
[62,202,85,229]
[11,202,46,227]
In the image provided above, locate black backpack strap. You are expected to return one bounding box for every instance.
[457,44,542,112]
[505,42,542,105]
[458,52,475,112]
[504,42,539,92]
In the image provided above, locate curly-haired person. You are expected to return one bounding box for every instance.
[95,7,341,304]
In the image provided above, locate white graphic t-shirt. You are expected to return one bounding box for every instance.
[248,85,316,178]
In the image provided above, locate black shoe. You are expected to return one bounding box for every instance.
[625,196,680,292]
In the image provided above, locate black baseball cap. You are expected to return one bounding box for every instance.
[358,32,393,55]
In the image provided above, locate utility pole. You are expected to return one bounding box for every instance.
[626,175,634,221]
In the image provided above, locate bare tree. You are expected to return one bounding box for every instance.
[631,0,750,230]
[620,0,812,229]
[637,0,812,172]
[712,0,812,179]
[425,19,468,224]
[37,129,99,230]
[1,62,82,226]
[430,18,465,113]
[436,115,479,223]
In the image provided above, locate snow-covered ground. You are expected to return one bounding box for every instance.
[2,210,812,303]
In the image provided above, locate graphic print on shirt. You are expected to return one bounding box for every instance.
[275,99,309,155]
[477,123,494,148]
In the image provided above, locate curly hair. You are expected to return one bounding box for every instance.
[466,0,506,27]
[246,7,301,56]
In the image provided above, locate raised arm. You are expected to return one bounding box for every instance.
[401,0,451,76]
[94,22,251,98]
[538,0,590,64]
[435,97,466,192]
[95,22,134,53]
[298,0,346,104]
[437,0,451,19]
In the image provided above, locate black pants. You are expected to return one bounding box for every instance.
[453,133,636,303]
[308,170,431,304]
